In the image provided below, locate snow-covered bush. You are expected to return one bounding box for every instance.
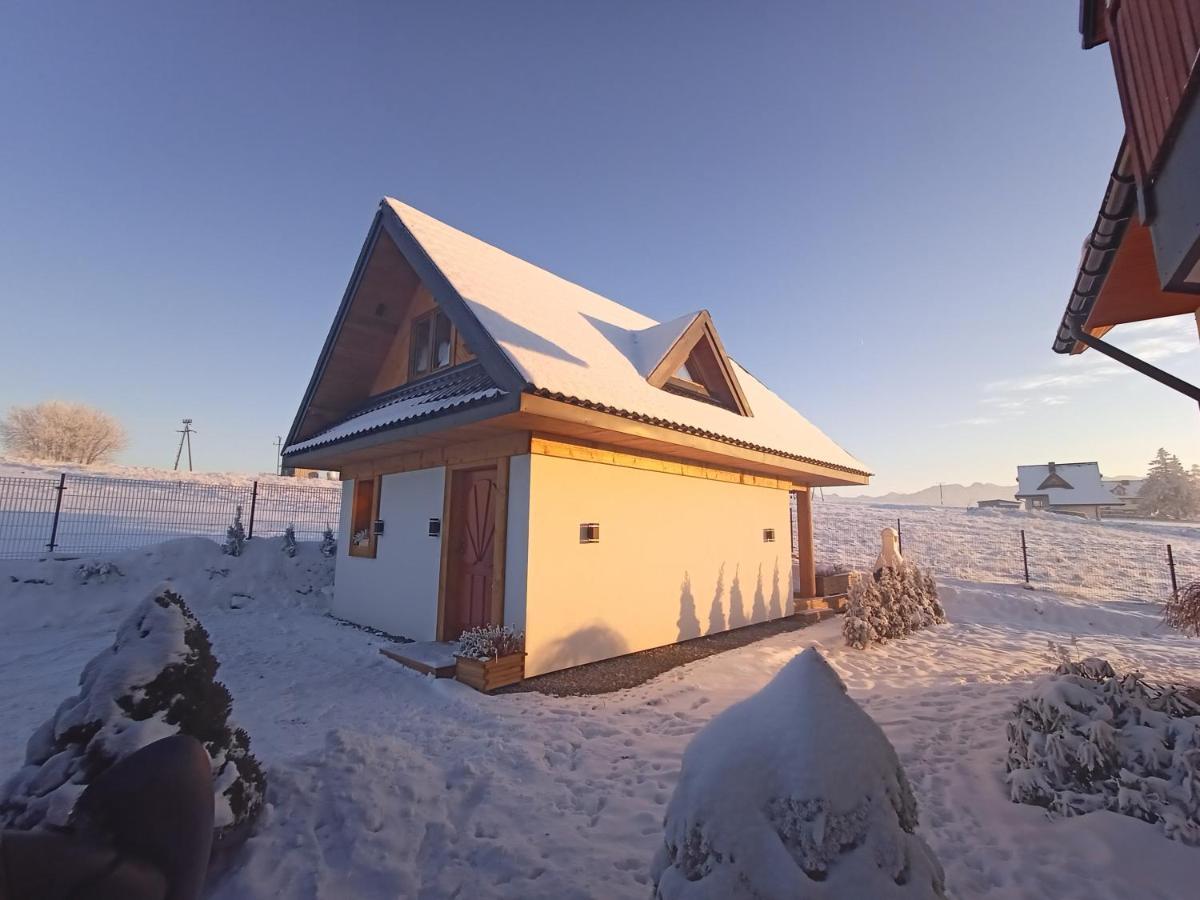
[74,560,123,584]
[0,585,265,845]
[651,648,946,898]
[1164,581,1200,637]
[456,624,524,660]
[1006,657,1200,844]
[282,523,297,558]
[843,563,946,650]
[222,506,246,557]
[320,526,337,558]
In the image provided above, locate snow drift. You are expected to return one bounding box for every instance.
[651,647,946,898]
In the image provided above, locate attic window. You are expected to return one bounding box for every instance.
[409,310,454,379]
[645,313,752,417]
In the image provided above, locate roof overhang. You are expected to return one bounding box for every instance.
[1053,143,1200,355]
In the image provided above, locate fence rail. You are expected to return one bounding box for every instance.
[0,473,341,559]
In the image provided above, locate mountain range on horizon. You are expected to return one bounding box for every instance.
[829,475,1144,507]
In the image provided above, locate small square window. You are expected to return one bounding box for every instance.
[579,523,600,543]
[763,528,776,543]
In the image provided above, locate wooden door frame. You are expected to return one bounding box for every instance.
[435,457,510,640]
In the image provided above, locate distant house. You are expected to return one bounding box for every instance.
[1015,462,1113,520]
[282,199,870,678]
[1103,478,1146,516]
[977,499,1020,510]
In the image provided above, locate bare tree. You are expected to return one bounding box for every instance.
[0,401,128,465]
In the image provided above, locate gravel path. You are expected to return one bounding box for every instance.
[498,610,837,697]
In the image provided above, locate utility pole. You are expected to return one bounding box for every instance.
[938,483,944,506]
[274,435,283,476]
[173,419,196,472]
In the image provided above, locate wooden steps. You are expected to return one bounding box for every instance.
[793,593,848,613]
[380,641,459,678]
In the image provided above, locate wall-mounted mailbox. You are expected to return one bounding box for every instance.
[373,519,385,536]
[579,523,600,544]
[428,517,441,538]
[763,528,776,543]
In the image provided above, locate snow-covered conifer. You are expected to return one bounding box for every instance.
[222,506,246,557]
[844,563,945,649]
[282,523,297,558]
[652,648,946,898]
[320,526,336,558]
[0,586,265,846]
[1006,658,1200,843]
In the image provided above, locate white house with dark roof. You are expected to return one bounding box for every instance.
[284,199,869,678]
[1015,462,1114,520]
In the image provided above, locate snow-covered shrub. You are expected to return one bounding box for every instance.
[0,585,265,845]
[222,506,246,557]
[74,560,123,584]
[1006,657,1200,844]
[843,563,946,650]
[651,648,946,898]
[456,624,524,660]
[1164,581,1200,637]
[320,526,337,558]
[282,523,297,558]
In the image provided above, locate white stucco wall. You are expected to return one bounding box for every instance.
[333,468,446,640]
[520,453,793,677]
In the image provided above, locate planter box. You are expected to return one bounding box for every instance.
[816,572,859,596]
[455,652,526,693]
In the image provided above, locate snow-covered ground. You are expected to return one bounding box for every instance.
[1,509,1198,897]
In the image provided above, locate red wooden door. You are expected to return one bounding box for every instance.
[445,466,498,639]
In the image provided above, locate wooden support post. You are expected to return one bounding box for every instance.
[794,488,816,599]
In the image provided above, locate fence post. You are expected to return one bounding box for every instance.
[247,481,258,540]
[1020,529,1030,584]
[46,473,66,552]
[896,518,903,555]
[1167,543,1178,598]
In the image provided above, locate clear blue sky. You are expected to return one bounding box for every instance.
[2,1,1196,492]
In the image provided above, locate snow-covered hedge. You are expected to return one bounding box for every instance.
[1006,657,1200,844]
[843,563,946,650]
[651,648,946,898]
[0,585,265,846]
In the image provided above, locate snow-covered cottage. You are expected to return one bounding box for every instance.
[283,199,870,677]
[1015,462,1113,520]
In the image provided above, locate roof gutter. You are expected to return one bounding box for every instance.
[1067,318,1200,406]
[1052,143,1137,355]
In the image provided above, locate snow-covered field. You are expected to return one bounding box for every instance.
[814,501,1200,604]
[1,507,1198,897]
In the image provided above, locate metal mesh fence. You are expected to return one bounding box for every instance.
[803,501,1198,605]
[0,473,341,559]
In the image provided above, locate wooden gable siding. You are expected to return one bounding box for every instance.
[296,230,420,443]
[1107,0,1200,187]
[369,285,476,396]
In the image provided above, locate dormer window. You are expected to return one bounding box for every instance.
[638,311,753,417]
[409,309,454,379]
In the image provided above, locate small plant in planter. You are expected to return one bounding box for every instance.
[455,624,526,693]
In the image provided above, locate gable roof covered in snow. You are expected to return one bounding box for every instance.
[1016,462,1115,507]
[284,199,868,480]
